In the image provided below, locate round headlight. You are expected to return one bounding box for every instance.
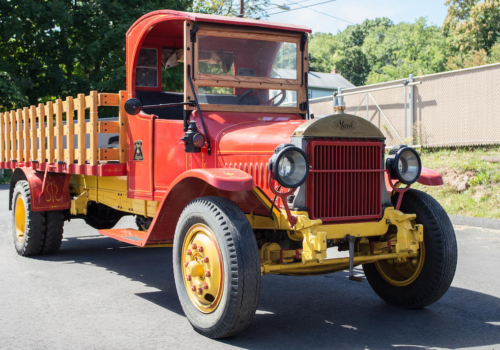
[270,145,309,188]
[387,146,422,184]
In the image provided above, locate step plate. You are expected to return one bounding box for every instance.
[98,228,148,246]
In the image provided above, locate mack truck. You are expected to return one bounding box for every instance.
[1,10,457,339]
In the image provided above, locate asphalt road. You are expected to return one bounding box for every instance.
[1,184,500,350]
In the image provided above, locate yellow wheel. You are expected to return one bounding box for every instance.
[375,243,425,287]
[363,189,457,309]
[11,180,46,256]
[173,197,260,339]
[14,194,26,243]
[181,224,224,313]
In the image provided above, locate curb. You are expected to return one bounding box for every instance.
[449,215,500,230]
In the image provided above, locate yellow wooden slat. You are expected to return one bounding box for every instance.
[5,112,11,162]
[16,109,23,162]
[65,96,74,164]
[0,113,4,162]
[38,103,46,162]
[76,94,86,165]
[29,106,36,161]
[10,111,17,161]
[55,99,63,162]
[46,102,54,163]
[89,91,98,166]
[97,121,119,133]
[23,107,30,162]
[118,90,127,163]
[98,93,119,106]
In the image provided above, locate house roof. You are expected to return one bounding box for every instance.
[275,69,355,89]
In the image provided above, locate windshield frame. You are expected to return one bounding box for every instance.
[184,21,307,114]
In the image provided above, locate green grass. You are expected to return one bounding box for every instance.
[413,146,500,219]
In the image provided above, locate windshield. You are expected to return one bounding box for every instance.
[197,35,298,80]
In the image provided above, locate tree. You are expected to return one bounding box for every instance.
[332,47,370,86]
[192,0,269,19]
[443,0,500,52]
[0,0,190,112]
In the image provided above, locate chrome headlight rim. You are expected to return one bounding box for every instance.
[269,144,310,189]
[387,146,422,185]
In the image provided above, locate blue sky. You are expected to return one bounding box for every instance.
[266,0,449,34]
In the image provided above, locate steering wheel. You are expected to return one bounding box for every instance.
[236,89,255,105]
[265,90,286,107]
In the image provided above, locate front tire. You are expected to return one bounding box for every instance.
[173,196,260,339]
[363,189,457,308]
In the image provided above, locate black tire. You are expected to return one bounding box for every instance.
[363,189,457,309]
[12,180,46,256]
[43,210,65,254]
[173,196,260,339]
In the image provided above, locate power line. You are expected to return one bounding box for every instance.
[267,0,337,15]
[268,0,354,25]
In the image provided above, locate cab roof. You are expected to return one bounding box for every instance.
[127,10,312,35]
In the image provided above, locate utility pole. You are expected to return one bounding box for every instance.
[239,0,244,17]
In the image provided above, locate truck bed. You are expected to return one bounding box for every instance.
[0,91,127,176]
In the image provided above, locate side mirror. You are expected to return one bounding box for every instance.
[124,98,143,115]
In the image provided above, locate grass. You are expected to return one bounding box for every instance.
[413,146,500,219]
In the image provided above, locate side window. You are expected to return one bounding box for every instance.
[136,48,158,88]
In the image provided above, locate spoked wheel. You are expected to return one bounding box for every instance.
[173,197,260,339]
[363,189,457,309]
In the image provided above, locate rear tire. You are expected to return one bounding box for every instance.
[43,210,65,254]
[12,180,46,256]
[173,196,260,339]
[363,189,457,308]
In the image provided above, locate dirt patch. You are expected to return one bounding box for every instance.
[442,170,476,193]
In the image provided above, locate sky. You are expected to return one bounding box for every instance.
[266,0,449,34]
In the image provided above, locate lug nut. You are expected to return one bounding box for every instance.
[205,271,211,277]
[184,262,189,267]
[191,285,196,291]
[186,249,192,256]
[198,246,204,253]
[203,283,208,290]
[186,275,191,281]
[191,243,197,250]
[204,257,209,263]
[197,288,203,295]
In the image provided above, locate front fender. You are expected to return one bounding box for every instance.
[141,168,259,245]
[417,167,444,186]
[10,168,71,212]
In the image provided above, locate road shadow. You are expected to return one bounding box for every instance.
[34,235,500,350]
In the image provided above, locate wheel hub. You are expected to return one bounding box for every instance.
[14,195,26,243]
[375,243,426,287]
[181,223,224,313]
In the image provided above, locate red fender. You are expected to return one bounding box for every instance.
[417,167,444,186]
[142,168,258,245]
[10,168,71,212]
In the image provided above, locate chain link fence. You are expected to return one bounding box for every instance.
[309,63,500,147]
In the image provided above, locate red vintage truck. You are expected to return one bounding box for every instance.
[1,10,457,339]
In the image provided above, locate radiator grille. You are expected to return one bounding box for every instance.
[306,139,384,222]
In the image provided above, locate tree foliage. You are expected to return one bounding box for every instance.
[192,0,269,19]
[309,1,500,86]
[0,0,190,112]
[443,0,500,52]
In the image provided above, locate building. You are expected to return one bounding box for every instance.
[272,68,355,104]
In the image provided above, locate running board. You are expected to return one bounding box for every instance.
[98,228,148,246]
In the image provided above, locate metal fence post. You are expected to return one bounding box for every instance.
[404,84,407,139]
[408,74,414,144]
[366,92,369,120]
